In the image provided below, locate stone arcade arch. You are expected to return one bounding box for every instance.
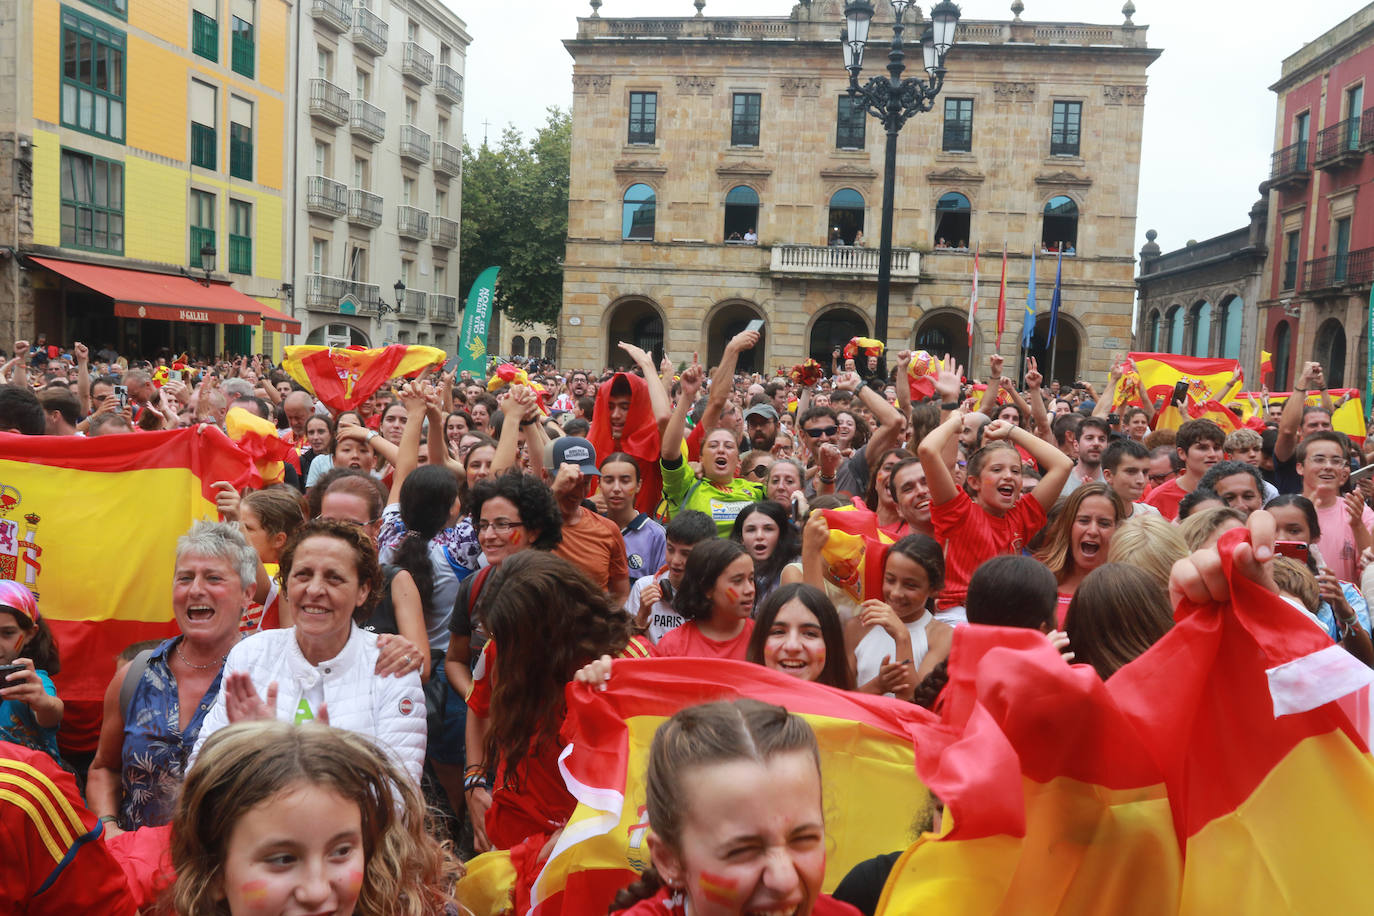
[605,298,666,368]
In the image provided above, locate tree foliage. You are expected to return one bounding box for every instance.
[459,108,570,328]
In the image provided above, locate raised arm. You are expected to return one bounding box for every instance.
[10,340,29,389]
[74,342,92,415]
[894,350,914,422]
[1275,361,1323,463]
[917,410,964,507]
[985,420,1074,511]
[490,385,534,477]
[699,330,758,433]
[978,355,1005,417]
[1092,363,1124,419]
[841,370,904,457]
[618,341,670,425]
[1023,357,1053,443]
[386,381,428,505]
[662,358,704,463]
[933,354,965,421]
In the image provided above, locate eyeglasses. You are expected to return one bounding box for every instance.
[477,519,522,534]
[748,463,770,478]
[804,425,839,438]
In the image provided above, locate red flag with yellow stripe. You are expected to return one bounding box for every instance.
[282,344,445,414]
[1110,352,1241,411]
[1235,389,1367,441]
[0,427,254,754]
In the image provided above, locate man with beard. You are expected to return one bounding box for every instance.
[743,403,779,452]
[1062,416,1110,494]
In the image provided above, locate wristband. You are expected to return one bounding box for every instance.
[819,474,836,484]
[464,774,490,793]
[99,815,118,826]
[520,418,536,427]
[940,402,960,410]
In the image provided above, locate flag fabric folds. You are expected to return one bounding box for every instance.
[996,245,1008,351]
[967,246,980,347]
[224,406,300,486]
[906,350,944,401]
[282,344,446,414]
[1046,248,1063,346]
[1235,389,1367,440]
[1260,349,1274,383]
[1108,352,1241,412]
[529,659,936,916]
[1021,246,1037,350]
[0,428,254,753]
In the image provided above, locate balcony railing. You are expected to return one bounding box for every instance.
[435,64,464,105]
[397,205,429,239]
[1315,117,1363,169]
[349,98,385,142]
[430,216,458,248]
[769,244,920,278]
[351,6,387,56]
[342,279,381,314]
[399,125,431,163]
[1303,247,1374,291]
[347,189,383,227]
[430,293,457,323]
[433,140,461,176]
[310,0,351,33]
[306,176,348,216]
[1270,140,1310,187]
[308,79,349,125]
[306,274,348,309]
[401,288,428,318]
[1364,107,1374,151]
[402,42,433,83]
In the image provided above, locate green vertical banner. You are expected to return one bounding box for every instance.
[459,266,500,377]
[1366,279,1374,414]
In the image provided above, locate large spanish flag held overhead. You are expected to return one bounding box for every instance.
[508,659,937,916]
[1109,352,1242,411]
[1235,389,1367,440]
[878,527,1374,915]
[0,428,254,754]
[282,344,446,414]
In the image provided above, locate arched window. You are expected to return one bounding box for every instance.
[1165,305,1184,354]
[622,183,656,240]
[528,337,542,359]
[1314,318,1346,388]
[724,186,760,241]
[827,188,864,245]
[1147,309,1161,351]
[1217,296,1243,361]
[1273,321,1292,392]
[1041,195,1078,252]
[545,338,558,362]
[1188,300,1212,357]
[934,192,971,249]
[511,335,525,357]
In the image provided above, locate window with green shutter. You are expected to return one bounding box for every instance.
[231,17,254,77]
[230,122,252,180]
[192,10,218,61]
[190,189,217,265]
[229,200,252,274]
[60,8,126,142]
[192,122,217,169]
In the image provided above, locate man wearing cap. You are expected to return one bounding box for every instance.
[550,436,630,607]
[743,403,779,453]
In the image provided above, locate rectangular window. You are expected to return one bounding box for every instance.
[1346,85,1364,149]
[229,200,252,274]
[628,91,656,145]
[190,189,216,266]
[1294,111,1310,169]
[355,68,371,100]
[317,46,333,80]
[192,10,218,62]
[402,176,415,206]
[1335,217,1352,282]
[229,96,252,180]
[435,265,446,294]
[404,97,417,125]
[731,92,761,147]
[836,95,865,149]
[435,188,446,216]
[1283,229,1300,290]
[314,140,330,176]
[942,98,973,152]
[60,9,126,142]
[311,238,327,274]
[79,0,127,18]
[1051,100,1081,156]
[192,122,216,169]
[347,245,367,283]
[231,16,254,77]
[437,115,448,141]
[60,148,123,253]
[353,156,368,189]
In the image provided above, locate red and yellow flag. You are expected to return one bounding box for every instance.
[515,659,936,916]
[821,503,896,603]
[1110,352,1241,411]
[282,344,445,414]
[1235,389,1367,440]
[0,428,254,753]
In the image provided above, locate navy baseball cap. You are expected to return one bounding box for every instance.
[552,436,599,475]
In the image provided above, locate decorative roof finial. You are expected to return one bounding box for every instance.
[1011,0,1024,21]
[588,0,601,17]
[1122,0,1135,25]
[694,0,706,17]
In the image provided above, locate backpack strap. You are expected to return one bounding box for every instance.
[466,565,494,617]
[119,648,156,722]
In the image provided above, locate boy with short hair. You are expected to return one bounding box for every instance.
[1101,438,1160,518]
[624,510,718,643]
[1143,418,1225,521]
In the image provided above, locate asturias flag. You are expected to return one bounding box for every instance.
[1047,247,1063,344]
[1021,246,1037,350]
[0,427,254,753]
[283,344,445,414]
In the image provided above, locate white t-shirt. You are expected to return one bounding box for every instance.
[625,572,683,644]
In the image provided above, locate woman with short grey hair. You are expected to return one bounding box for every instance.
[86,520,254,835]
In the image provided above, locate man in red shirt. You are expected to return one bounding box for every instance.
[1143,419,1225,521]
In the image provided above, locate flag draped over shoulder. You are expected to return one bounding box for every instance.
[526,659,936,916]
[0,428,254,753]
[878,528,1374,914]
[282,345,446,413]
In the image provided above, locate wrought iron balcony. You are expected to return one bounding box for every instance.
[349,98,385,143]
[401,288,427,318]
[435,64,464,105]
[1364,107,1374,152]
[305,176,348,217]
[397,205,429,240]
[401,42,433,84]
[1315,117,1363,171]
[1303,247,1374,292]
[430,294,457,323]
[430,216,458,248]
[433,140,461,177]
[351,6,387,56]
[342,280,381,314]
[769,244,920,279]
[1270,140,1310,190]
[305,274,348,310]
[310,0,351,33]
[399,125,431,163]
[347,189,383,227]
[308,79,350,125]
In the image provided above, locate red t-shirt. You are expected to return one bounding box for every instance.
[554,509,628,590]
[1142,477,1189,521]
[654,619,755,660]
[930,489,1048,609]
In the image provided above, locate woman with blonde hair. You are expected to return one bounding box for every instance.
[1104,514,1188,591]
[167,720,460,915]
[1177,506,1246,551]
[1064,564,1172,680]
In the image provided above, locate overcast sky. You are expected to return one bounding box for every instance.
[447,0,1360,259]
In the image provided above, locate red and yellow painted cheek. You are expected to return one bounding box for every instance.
[698,870,741,906]
[346,869,365,895]
[508,529,523,546]
[239,880,270,907]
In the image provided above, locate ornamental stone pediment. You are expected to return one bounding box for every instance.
[819,163,879,182]
[613,159,669,175]
[1034,170,1092,189]
[926,166,986,183]
[717,160,774,177]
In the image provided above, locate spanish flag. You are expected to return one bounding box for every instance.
[511,659,936,916]
[282,344,446,414]
[1235,389,1367,440]
[821,503,896,603]
[877,527,1374,914]
[1109,352,1241,411]
[0,427,254,753]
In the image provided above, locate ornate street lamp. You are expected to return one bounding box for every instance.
[378,279,405,316]
[843,0,960,372]
[198,242,216,286]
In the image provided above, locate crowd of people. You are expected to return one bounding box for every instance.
[0,330,1370,915]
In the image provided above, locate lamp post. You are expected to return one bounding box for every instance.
[842,0,959,371]
[198,242,216,286]
[377,280,405,316]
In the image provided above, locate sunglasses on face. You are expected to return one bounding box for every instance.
[804,426,839,438]
[748,463,770,478]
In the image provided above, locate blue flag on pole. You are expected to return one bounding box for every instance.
[1047,248,1064,344]
[1021,247,1037,349]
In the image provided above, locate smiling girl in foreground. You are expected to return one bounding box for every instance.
[656,540,756,659]
[168,720,459,916]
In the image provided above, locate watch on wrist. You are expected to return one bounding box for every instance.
[365,430,378,442]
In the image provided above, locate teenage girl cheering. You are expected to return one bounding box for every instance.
[655,540,756,660]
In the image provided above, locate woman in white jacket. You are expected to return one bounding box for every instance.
[192,519,427,784]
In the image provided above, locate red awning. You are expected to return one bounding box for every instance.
[32,256,264,328]
[256,301,302,334]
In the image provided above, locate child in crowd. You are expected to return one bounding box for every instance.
[0,581,63,763]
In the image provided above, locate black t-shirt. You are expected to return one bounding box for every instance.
[448,566,492,668]
[1267,452,1302,496]
[832,850,904,916]
[357,564,400,636]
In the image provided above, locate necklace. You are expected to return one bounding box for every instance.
[176,639,226,671]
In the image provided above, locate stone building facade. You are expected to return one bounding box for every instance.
[559,0,1159,383]
[1133,200,1269,382]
